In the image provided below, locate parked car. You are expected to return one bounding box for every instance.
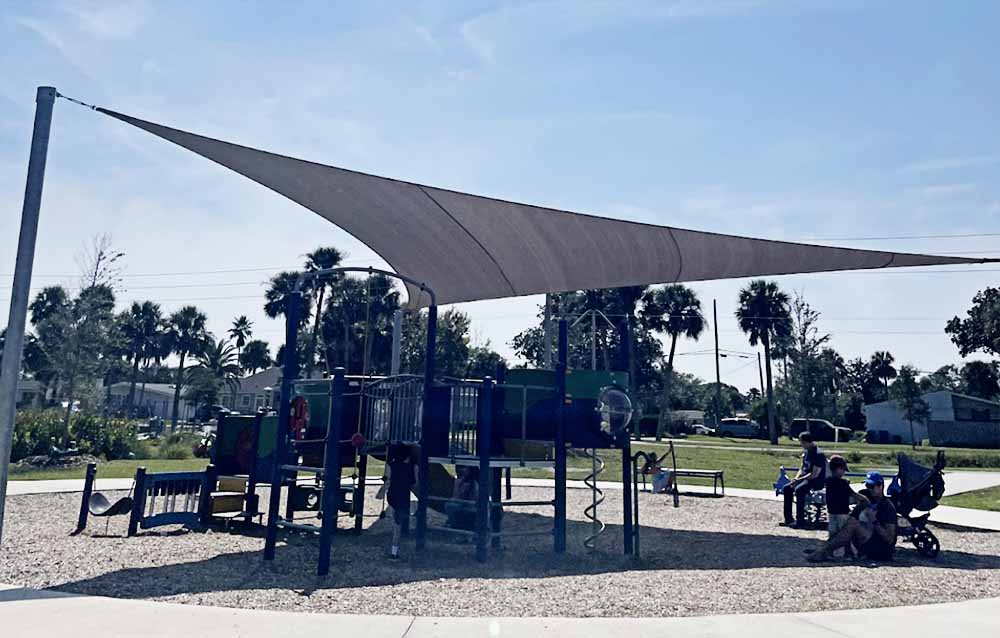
[691,424,716,436]
[717,417,761,439]
[788,418,851,442]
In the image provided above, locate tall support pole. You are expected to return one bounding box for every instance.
[390,309,402,375]
[590,310,597,371]
[475,377,493,562]
[621,437,633,555]
[415,304,437,550]
[713,299,722,428]
[264,291,302,562]
[554,319,568,554]
[0,87,57,547]
[542,294,553,368]
[318,368,346,576]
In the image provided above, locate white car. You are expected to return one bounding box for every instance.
[691,424,716,436]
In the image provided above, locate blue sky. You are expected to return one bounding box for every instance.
[2,0,999,391]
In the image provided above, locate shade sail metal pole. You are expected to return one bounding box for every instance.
[0,86,56,547]
[713,299,722,428]
[390,310,402,375]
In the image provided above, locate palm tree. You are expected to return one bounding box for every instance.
[240,339,273,374]
[195,337,243,399]
[165,306,209,430]
[120,301,164,417]
[228,315,253,369]
[736,280,791,444]
[870,351,897,397]
[643,284,705,440]
[303,247,343,377]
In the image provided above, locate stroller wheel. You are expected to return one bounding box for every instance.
[913,529,940,558]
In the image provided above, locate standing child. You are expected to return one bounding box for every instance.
[386,443,415,559]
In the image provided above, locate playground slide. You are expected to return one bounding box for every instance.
[420,462,455,513]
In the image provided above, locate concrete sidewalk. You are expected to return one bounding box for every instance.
[1,584,998,638]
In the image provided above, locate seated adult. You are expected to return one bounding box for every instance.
[808,471,897,562]
[780,432,827,528]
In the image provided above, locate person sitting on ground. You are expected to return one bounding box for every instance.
[808,471,897,563]
[386,443,416,559]
[823,455,868,558]
[444,466,479,531]
[781,432,827,528]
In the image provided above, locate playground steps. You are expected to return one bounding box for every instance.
[210,476,250,516]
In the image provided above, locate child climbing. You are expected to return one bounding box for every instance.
[386,443,416,559]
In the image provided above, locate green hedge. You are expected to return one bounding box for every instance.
[12,409,144,462]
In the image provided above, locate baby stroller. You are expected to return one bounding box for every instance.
[889,451,946,558]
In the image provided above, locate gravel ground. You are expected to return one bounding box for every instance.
[2,487,999,617]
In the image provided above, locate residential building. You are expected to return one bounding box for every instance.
[107,382,197,421]
[16,377,42,408]
[222,367,281,414]
[864,390,1000,448]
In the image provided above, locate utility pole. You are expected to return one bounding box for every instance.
[713,299,722,427]
[758,352,765,396]
[0,87,57,546]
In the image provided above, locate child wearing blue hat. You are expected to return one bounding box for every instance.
[808,470,897,563]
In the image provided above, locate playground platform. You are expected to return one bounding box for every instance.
[1,584,998,637]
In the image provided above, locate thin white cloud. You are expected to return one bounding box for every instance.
[900,155,1000,174]
[60,0,151,38]
[14,16,95,79]
[460,0,769,64]
[917,183,977,198]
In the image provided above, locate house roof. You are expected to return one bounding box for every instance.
[866,390,1000,409]
[109,382,190,398]
[94,107,993,309]
[228,367,281,395]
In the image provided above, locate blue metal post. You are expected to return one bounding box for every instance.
[476,377,493,562]
[73,462,98,534]
[318,368,346,576]
[264,292,301,562]
[621,439,633,555]
[554,320,568,554]
[415,304,437,550]
[128,466,147,537]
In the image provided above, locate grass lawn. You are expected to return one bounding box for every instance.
[9,459,210,481]
[942,485,1000,512]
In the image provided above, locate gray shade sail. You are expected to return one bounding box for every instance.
[98,108,989,308]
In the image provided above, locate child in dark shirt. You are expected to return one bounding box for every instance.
[825,455,867,558]
[386,443,416,559]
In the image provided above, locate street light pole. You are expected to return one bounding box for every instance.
[0,87,57,546]
[713,299,722,427]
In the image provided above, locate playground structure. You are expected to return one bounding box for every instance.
[250,267,642,574]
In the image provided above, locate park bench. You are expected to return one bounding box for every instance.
[645,467,725,496]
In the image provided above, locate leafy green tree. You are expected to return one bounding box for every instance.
[891,364,930,449]
[228,315,253,367]
[321,273,401,375]
[946,287,1000,357]
[119,301,165,416]
[959,361,1000,400]
[919,364,961,394]
[240,339,273,374]
[735,279,791,444]
[30,285,117,426]
[400,308,472,378]
[642,284,705,439]
[165,306,209,429]
[465,343,508,379]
